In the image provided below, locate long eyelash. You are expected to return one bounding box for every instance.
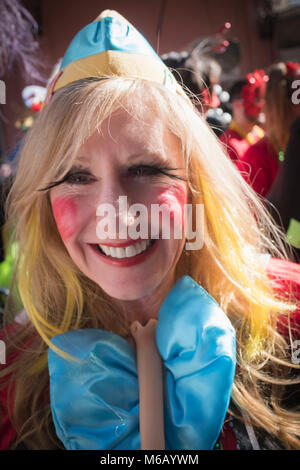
[37,167,90,192]
[130,164,188,182]
[37,164,188,192]
[158,167,187,182]
[37,177,69,192]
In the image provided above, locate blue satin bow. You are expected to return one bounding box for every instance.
[48,276,236,450]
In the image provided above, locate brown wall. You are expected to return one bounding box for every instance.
[1,0,277,153]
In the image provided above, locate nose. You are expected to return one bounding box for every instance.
[95,177,137,240]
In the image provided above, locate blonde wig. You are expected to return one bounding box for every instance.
[1,77,300,449]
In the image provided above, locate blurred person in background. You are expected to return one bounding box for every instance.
[237,62,300,198]
[220,71,267,162]
[266,62,300,261]
[161,24,232,136]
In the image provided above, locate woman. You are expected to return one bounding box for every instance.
[236,62,300,197]
[1,10,300,450]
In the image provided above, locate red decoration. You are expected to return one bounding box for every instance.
[285,61,300,76]
[31,102,43,113]
[212,40,230,53]
[201,88,220,108]
[241,70,269,118]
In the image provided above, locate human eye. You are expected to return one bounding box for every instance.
[129,165,162,177]
[128,164,187,181]
[37,166,96,191]
[64,169,96,185]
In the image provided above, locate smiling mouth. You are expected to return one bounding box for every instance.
[96,239,157,259]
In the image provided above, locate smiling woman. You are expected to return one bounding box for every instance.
[1,10,300,451]
[47,103,188,303]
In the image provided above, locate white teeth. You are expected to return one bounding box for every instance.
[125,244,137,258]
[135,242,142,255]
[109,247,117,258]
[100,245,111,256]
[140,240,147,252]
[98,240,151,258]
[116,247,125,259]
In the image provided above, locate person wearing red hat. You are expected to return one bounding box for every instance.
[220,71,267,162]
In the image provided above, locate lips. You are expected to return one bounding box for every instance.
[89,238,159,267]
[98,239,152,258]
[97,238,150,248]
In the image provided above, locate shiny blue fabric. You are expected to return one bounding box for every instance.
[48,276,236,450]
[61,16,161,70]
[156,276,236,450]
[48,330,140,450]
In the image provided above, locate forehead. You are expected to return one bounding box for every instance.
[77,104,182,163]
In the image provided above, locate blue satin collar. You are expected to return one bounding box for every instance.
[48,276,236,450]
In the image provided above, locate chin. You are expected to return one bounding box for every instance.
[92,273,163,301]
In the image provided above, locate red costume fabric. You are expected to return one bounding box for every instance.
[1,257,300,450]
[220,128,252,161]
[235,137,279,197]
[220,123,263,162]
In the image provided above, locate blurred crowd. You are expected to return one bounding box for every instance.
[161,29,300,263]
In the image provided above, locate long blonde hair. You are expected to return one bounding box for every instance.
[2,77,300,449]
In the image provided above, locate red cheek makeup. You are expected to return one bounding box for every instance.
[51,196,78,240]
[156,185,187,232]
